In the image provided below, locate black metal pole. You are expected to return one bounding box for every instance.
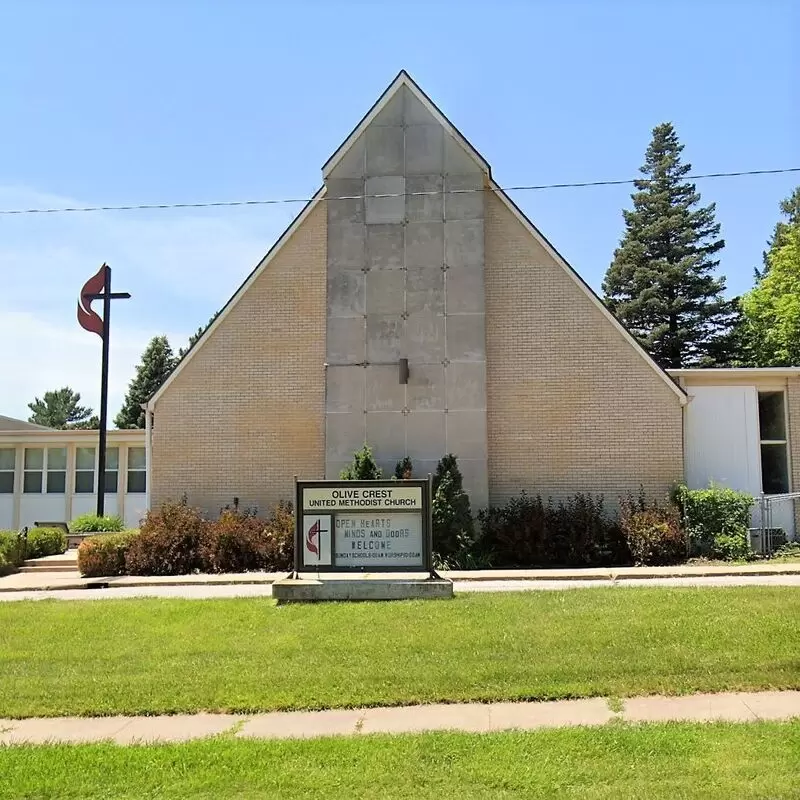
[96,266,111,517]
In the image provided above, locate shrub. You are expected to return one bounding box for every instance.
[619,493,685,566]
[676,485,755,560]
[77,531,139,577]
[70,513,125,533]
[340,444,382,480]
[0,530,25,574]
[478,492,630,568]
[432,455,474,559]
[394,457,413,480]
[125,501,207,575]
[200,502,294,573]
[26,527,67,559]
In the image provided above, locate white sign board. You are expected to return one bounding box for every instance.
[334,513,423,567]
[303,486,422,512]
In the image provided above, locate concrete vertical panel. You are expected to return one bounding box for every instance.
[444,174,485,221]
[406,175,444,223]
[366,270,405,315]
[327,178,365,225]
[446,267,485,314]
[446,314,486,362]
[407,365,445,410]
[406,267,444,315]
[446,362,487,410]
[406,412,447,461]
[327,317,366,364]
[371,90,404,126]
[366,126,404,176]
[405,125,444,175]
[445,135,483,176]
[445,410,488,460]
[457,458,490,510]
[365,365,406,411]
[405,221,444,268]
[326,412,367,461]
[327,270,365,317]
[326,366,366,413]
[326,460,355,480]
[366,316,404,363]
[403,88,438,125]
[406,311,445,363]
[365,177,405,225]
[328,133,366,180]
[366,223,405,268]
[328,222,366,270]
[445,220,484,269]
[365,412,406,462]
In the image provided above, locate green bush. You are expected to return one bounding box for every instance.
[70,513,125,533]
[432,455,474,559]
[676,485,755,560]
[199,503,294,573]
[394,457,413,480]
[478,492,630,568]
[340,444,382,480]
[619,493,685,566]
[77,531,140,577]
[0,530,25,574]
[26,527,67,559]
[125,501,206,575]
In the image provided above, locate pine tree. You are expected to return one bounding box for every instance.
[603,123,734,368]
[114,336,177,429]
[431,454,473,559]
[339,444,382,480]
[28,387,98,429]
[178,312,220,359]
[756,186,800,280]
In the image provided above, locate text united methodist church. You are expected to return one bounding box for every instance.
[2,72,799,537]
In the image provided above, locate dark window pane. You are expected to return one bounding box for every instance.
[127,471,146,494]
[47,471,66,494]
[761,444,789,494]
[758,392,786,441]
[104,470,118,494]
[75,472,94,494]
[23,472,42,493]
[0,473,13,493]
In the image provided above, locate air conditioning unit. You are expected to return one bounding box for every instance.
[749,528,787,556]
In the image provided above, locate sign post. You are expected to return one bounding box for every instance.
[77,264,131,516]
[293,478,435,578]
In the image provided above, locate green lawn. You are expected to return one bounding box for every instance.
[1,722,798,799]
[1,588,798,718]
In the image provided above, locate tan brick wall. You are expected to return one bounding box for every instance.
[484,192,684,506]
[151,201,327,515]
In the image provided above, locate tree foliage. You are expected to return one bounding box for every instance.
[432,454,474,559]
[603,122,734,368]
[340,444,382,480]
[28,387,99,429]
[757,186,800,280]
[179,312,220,359]
[115,336,177,429]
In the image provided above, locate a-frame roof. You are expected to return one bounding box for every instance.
[150,71,686,408]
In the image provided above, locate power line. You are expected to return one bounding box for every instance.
[1,167,797,216]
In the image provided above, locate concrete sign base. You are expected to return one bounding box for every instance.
[272,572,453,603]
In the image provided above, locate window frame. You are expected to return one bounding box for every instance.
[74,446,95,494]
[757,389,791,496]
[126,446,147,494]
[0,447,15,494]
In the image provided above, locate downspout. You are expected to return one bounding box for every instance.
[142,403,153,513]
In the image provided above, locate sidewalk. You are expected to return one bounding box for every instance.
[1,691,798,745]
[2,561,799,593]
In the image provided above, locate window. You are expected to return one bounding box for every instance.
[75,447,95,493]
[127,447,146,493]
[104,447,119,493]
[0,448,14,494]
[23,448,44,493]
[758,391,790,494]
[46,448,67,494]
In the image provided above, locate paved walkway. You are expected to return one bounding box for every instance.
[2,561,799,594]
[1,691,798,745]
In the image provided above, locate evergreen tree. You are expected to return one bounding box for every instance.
[756,186,800,280]
[179,312,220,359]
[603,122,734,368]
[28,387,98,429]
[339,444,382,480]
[115,336,177,429]
[394,456,413,480]
[432,454,474,559]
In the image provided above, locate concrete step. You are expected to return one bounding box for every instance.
[19,562,78,573]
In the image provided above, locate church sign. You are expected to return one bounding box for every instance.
[294,479,432,572]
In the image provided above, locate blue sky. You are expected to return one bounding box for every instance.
[1,0,798,420]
